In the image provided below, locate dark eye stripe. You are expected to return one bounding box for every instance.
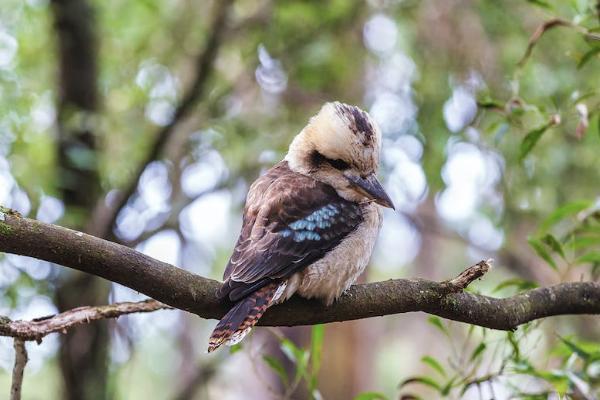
[327,158,350,170]
[310,150,351,171]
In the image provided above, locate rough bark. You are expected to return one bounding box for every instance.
[1,211,599,331]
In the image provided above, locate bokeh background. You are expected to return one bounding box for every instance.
[0,0,599,399]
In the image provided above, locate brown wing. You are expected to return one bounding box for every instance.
[218,161,364,302]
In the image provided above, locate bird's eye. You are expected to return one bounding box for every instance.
[310,151,350,171]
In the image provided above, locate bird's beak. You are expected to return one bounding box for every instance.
[346,173,395,210]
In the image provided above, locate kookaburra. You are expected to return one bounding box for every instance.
[208,102,394,352]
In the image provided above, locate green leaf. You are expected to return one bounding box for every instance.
[263,355,289,386]
[440,377,458,396]
[568,236,599,251]
[519,123,551,160]
[281,338,302,363]
[526,0,553,9]
[508,332,521,361]
[310,325,325,391]
[421,356,446,377]
[399,376,442,392]
[493,278,538,293]
[512,360,534,374]
[477,95,504,109]
[281,339,309,382]
[353,392,389,400]
[559,337,591,361]
[540,200,592,231]
[427,316,449,337]
[310,325,324,372]
[229,343,243,354]
[527,237,558,270]
[576,252,600,265]
[534,369,565,382]
[534,370,569,394]
[541,234,566,260]
[470,342,487,362]
[578,46,600,69]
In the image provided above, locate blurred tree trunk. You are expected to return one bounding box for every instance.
[317,319,375,399]
[50,1,110,399]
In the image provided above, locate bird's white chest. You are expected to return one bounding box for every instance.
[282,204,383,305]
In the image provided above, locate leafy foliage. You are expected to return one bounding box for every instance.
[261,326,326,399]
[395,325,600,398]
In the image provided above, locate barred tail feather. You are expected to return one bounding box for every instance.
[208,281,287,352]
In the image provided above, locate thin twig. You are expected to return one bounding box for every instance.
[518,18,600,67]
[0,300,171,342]
[10,339,27,400]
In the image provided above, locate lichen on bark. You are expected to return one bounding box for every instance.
[0,220,13,236]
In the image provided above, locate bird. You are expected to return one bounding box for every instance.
[208,101,394,352]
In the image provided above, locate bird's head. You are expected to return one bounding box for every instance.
[285,102,394,209]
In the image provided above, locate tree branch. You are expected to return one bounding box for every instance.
[0,300,170,342]
[10,339,27,400]
[1,211,599,331]
[88,0,234,239]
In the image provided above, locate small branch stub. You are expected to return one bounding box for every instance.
[446,259,493,292]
